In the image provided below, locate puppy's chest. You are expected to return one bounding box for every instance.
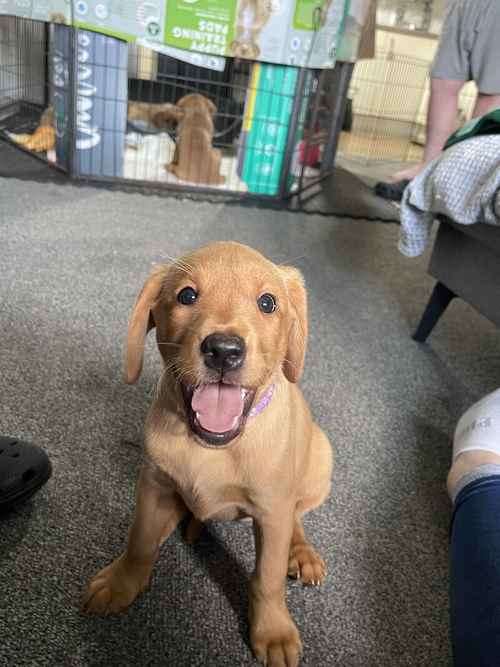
[180,474,250,522]
[148,448,247,520]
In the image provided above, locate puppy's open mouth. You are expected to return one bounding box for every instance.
[181,383,256,447]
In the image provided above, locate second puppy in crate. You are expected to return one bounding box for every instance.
[153,93,225,186]
[127,101,179,130]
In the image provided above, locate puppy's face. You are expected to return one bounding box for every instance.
[126,243,307,448]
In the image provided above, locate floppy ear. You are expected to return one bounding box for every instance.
[280,266,308,383]
[125,266,168,384]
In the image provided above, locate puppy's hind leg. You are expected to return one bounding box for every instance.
[84,466,187,614]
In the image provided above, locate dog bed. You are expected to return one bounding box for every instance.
[123,132,247,192]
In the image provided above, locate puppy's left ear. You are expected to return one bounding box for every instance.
[280,266,308,383]
[125,266,168,384]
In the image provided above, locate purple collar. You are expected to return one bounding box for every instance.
[249,383,275,418]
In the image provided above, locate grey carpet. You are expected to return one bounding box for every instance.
[0,178,499,667]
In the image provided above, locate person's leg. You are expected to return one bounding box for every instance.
[392,77,464,182]
[447,388,500,666]
[448,450,500,502]
[448,453,500,667]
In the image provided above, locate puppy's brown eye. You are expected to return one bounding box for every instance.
[258,293,277,314]
[177,286,198,305]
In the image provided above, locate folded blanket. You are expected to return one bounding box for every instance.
[399,134,500,257]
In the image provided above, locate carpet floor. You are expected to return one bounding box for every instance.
[0,177,499,667]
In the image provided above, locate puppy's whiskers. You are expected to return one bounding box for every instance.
[161,254,195,277]
[171,359,201,387]
[152,361,176,400]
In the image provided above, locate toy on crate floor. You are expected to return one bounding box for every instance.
[8,106,56,154]
[298,137,321,167]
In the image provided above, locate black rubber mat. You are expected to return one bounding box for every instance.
[289,166,400,222]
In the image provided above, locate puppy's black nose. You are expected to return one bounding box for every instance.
[201,334,246,371]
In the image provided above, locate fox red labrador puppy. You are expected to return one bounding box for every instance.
[84,242,333,667]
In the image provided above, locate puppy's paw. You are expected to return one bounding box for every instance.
[251,612,302,667]
[288,542,326,586]
[83,555,150,614]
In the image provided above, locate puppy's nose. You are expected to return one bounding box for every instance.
[201,334,246,372]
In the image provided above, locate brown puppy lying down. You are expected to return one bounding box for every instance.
[127,101,179,130]
[84,242,333,667]
[152,93,225,186]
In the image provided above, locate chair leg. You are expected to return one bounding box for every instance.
[413,281,457,342]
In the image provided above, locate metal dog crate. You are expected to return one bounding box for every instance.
[0,14,340,202]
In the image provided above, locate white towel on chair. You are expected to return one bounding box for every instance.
[398,134,500,257]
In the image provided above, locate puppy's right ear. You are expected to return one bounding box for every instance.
[125,266,168,384]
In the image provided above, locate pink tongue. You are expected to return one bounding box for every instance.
[192,383,244,433]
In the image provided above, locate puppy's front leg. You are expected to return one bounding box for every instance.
[250,511,302,667]
[84,466,186,614]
